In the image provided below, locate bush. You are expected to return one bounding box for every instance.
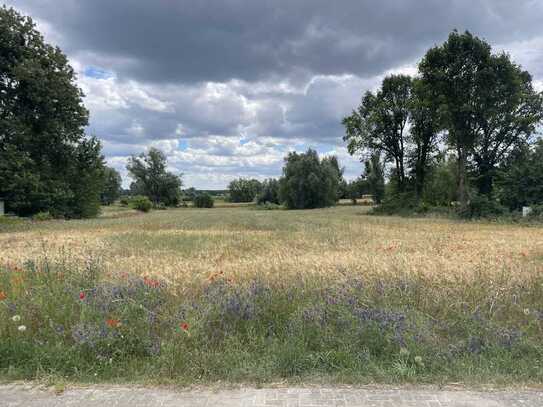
[194,193,214,208]
[256,202,282,210]
[129,196,152,212]
[32,211,53,221]
[459,194,507,219]
[119,197,130,206]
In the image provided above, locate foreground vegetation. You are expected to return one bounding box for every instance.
[1,206,542,385]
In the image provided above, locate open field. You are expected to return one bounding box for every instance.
[1,206,542,385]
[1,205,541,286]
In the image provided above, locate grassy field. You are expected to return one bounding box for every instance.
[0,205,542,386]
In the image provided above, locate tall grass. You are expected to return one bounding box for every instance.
[1,257,542,385]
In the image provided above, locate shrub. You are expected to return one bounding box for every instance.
[119,197,130,206]
[32,211,53,221]
[256,202,282,210]
[129,196,152,212]
[459,194,507,219]
[194,193,214,208]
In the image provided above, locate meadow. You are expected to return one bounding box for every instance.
[0,205,542,386]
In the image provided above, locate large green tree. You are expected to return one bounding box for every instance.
[343,74,412,192]
[127,148,182,206]
[228,178,262,203]
[279,149,340,209]
[0,7,104,217]
[418,31,543,204]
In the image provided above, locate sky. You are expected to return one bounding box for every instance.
[5,0,543,189]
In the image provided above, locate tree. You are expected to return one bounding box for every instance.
[228,178,262,203]
[194,193,214,208]
[323,155,346,200]
[279,149,340,209]
[497,140,543,210]
[101,167,122,205]
[409,78,442,199]
[343,75,412,192]
[257,178,280,205]
[364,152,385,204]
[127,148,182,206]
[0,7,104,218]
[471,55,543,195]
[418,30,543,204]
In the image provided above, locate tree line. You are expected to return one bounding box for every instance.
[343,30,543,216]
[1,6,542,218]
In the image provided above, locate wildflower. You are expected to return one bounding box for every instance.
[11,315,21,322]
[79,291,86,300]
[180,322,189,332]
[523,308,531,316]
[414,356,423,365]
[106,319,121,328]
[18,325,27,332]
[143,277,160,288]
[0,291,6,301]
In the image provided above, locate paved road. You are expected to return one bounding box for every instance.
[2,384,542,406]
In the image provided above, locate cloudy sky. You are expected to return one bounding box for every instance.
[5,0,543,188]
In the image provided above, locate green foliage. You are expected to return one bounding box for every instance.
[343,75,412,192]
[279,149,340,209]
[458,194,507,219]
[422,155,458,207]
[129,196,152,212]
[194,193,214,208]
[32,211,53,221]
[257,179,280,205]
[365,153,385,204]
[497,141,543,210]
[127,148,182,207]
[419,30,543,203]
[101,167,122,205]
[0,7,104,218]
[228,178,262,203]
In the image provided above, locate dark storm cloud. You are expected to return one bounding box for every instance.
[9,0,543,84]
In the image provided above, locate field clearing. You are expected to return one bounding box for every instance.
[1,205,541,287]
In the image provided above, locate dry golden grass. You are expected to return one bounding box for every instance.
[1,206,541,293]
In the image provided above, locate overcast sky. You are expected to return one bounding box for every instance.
[5,0,543,188]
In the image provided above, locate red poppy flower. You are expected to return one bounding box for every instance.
[79,291,86,300]
[180,322,189,331]
[106,319,121,328]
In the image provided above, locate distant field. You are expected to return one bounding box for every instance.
[1,206,542,385]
